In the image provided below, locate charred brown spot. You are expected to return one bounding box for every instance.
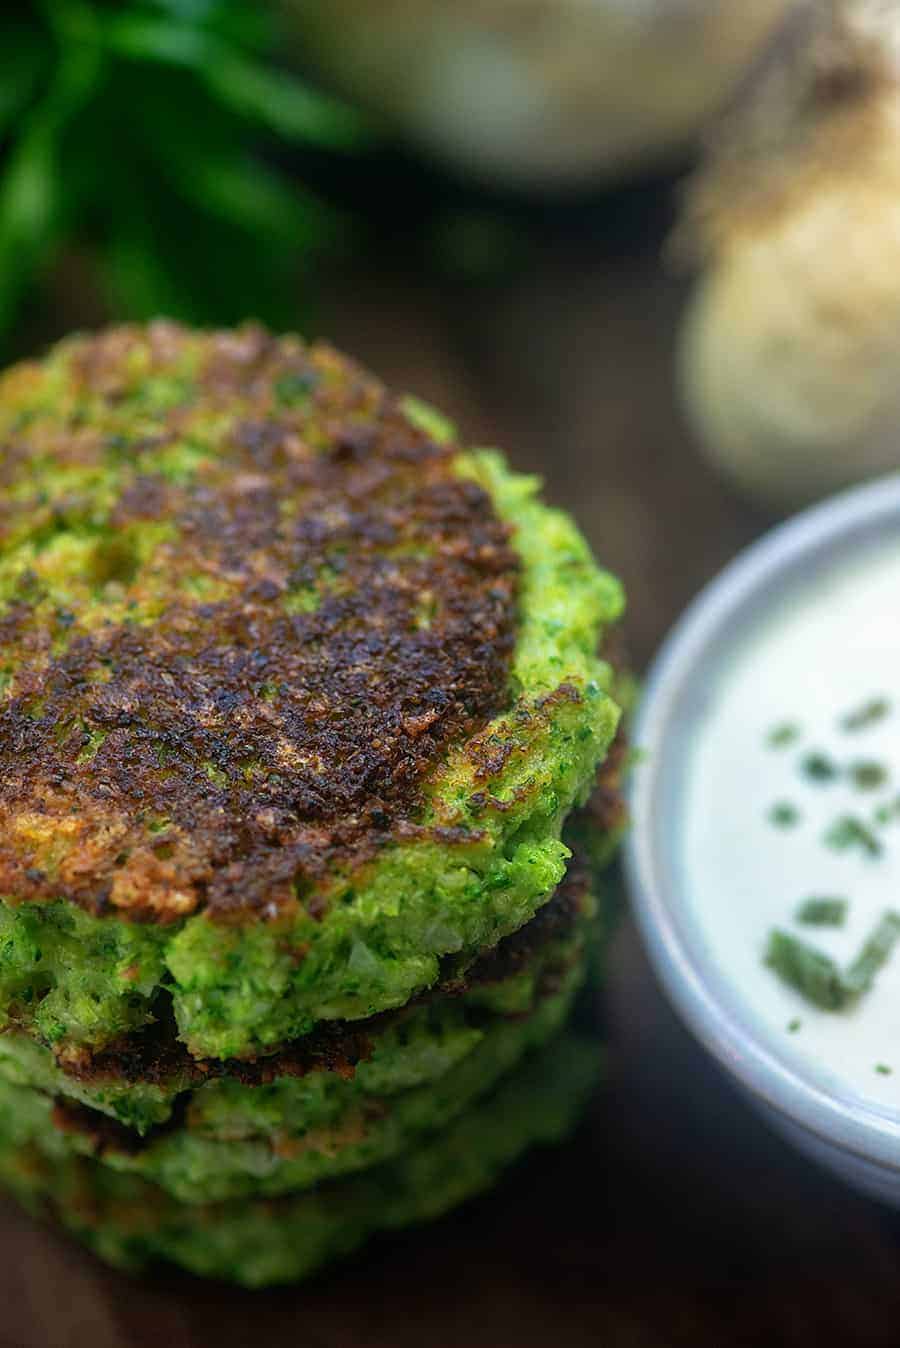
[52,1099,150,1158]
[587,728,629,838]
[586,625,630,838]
[0,324,519,922]
[57,1011,375,1093]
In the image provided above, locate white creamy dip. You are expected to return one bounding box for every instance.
[679,535,900,1110]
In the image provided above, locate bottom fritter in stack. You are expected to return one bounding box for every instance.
[0,852,610,1286]
[0,323,628,1284]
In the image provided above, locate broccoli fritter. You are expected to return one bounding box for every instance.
[0,856,596,1136]
[0,1030,599,1287]
[0,323,623,1059]
[46,960,583,1203]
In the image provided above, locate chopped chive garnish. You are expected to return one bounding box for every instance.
[841,697,891,732]
[876,1064,893,1076]
[787,1018,802,1033]
[768,722,800,748]
[765,911,900,1010]
[801,752,837,783]
[770,802,800,829]
[874,797,900,826]
[841,911,900,998]
[850,760,888,791]
[795,896,848,927]
[824,815,883,857]
[765,931,847,1009]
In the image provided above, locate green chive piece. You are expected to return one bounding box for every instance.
[841,698,891,732]
[770,802,800,829]
[876,1064,893,1076]
[874,797,900,826]
[768,722,800,749]
[824,815,883,857]
[787,1019,802,1033]
[766,911,900,1010]
[795,897,848,927]
[764,931,847,1010]
[841,911,900,998]
[850,760,889,791]
[801,752,838,782]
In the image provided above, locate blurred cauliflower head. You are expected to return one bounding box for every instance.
[287,0,793,188]
[678,0,900,509]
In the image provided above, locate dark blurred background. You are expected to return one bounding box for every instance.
[6,3,900,1346]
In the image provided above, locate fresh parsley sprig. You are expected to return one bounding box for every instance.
[0,0,374,345]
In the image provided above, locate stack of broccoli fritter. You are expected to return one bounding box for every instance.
[0,324,626,1285]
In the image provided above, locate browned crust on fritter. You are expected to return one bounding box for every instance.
[587,727,628,838]
[52,1088,389,1161]
[52,857,594,1095]
[587,624,629,837]
[52,1098,169,1158]
[0,325,519,922]
[57,1011,374,1091]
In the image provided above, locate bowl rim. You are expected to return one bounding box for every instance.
[624,471,900,1171]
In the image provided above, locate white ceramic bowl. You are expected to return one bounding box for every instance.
[625,473,900,1206]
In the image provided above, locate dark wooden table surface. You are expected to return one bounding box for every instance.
[6,181,900,1348]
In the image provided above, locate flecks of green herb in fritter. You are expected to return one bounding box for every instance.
[770,802,800,829]
[801,752,837,783]
[824,815,883,858]
[768,722,801,749]
[876,1064,893,1076]
[850,760,889,791]
[795,897,848,927]
[274,371,318,407]
[765,931,848,1010]
[841,697,891,732]
[841,911,900,999]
